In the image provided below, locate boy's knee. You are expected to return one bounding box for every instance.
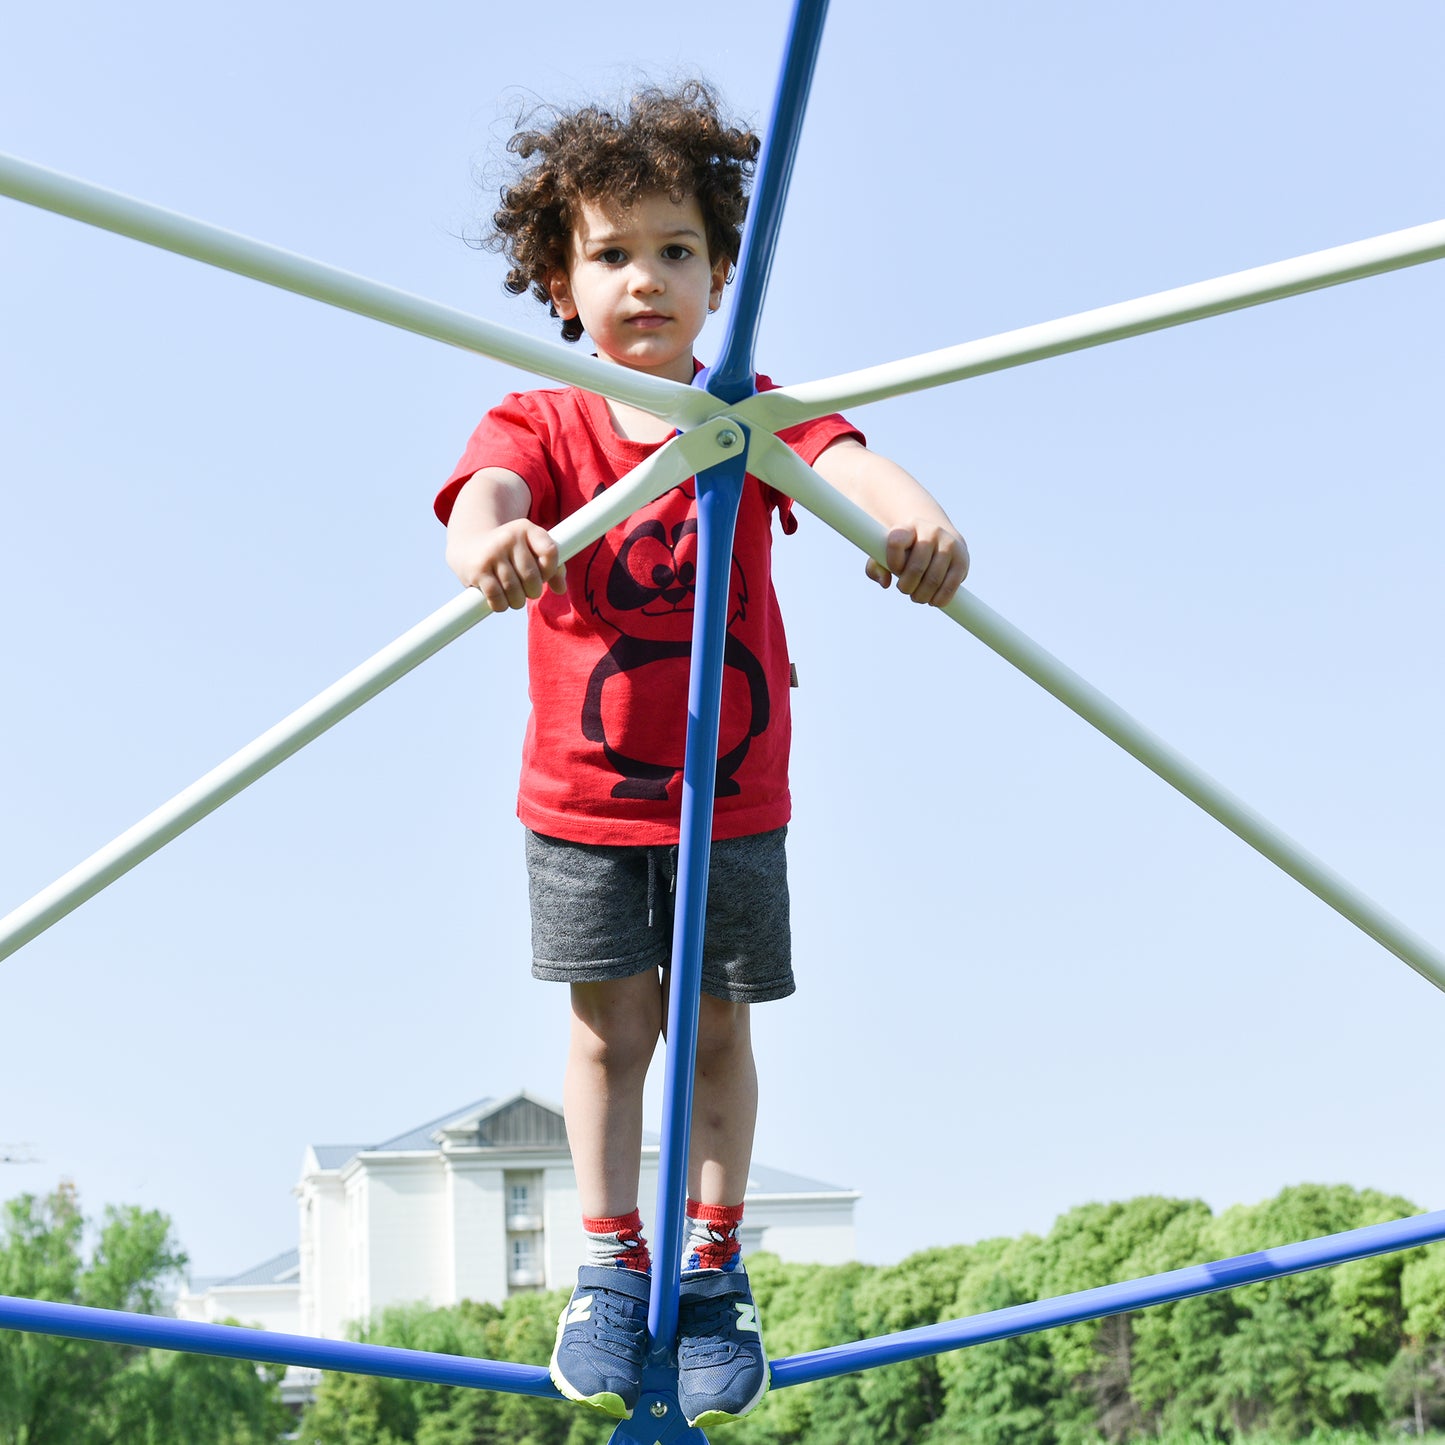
[571,977,662,1070]
[695,996,751,1064]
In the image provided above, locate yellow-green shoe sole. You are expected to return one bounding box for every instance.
[549,1300,633,1420]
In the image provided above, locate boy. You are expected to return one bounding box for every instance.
[436,82,967,1427]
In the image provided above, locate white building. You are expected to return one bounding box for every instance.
[178,1089,858,1340]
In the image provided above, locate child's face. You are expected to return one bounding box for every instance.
[548,191,729,384]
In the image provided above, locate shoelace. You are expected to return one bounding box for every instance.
[679,1295,745,1363]
[581,1289,647,1359]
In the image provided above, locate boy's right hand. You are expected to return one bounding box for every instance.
[453,519,567,612]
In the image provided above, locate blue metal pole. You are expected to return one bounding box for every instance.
[0,1293,559,1396]
[768,1207,1445,1389]
[645,0,829,1359]
[647,437,751,1358]
[707,0,830,404]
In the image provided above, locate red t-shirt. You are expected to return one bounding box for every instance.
[436,376,863,845]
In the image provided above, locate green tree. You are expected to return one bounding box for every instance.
[300,1294,611,1445]
[1211,1276,1375,1437]
[723,1252,870,1445]
[1027,1196,1211,1442]
[1384,1240,1445,1435]
[1402,1243,1445,1344]
[1174,1184,1416,1438]
[298,1182,1443,1445]
[849,1245,975,1443]
[1383,1341,1445,1437]
[101,1348,289,1445]
[1106,1226,1217,1436]
[934,1271,1065,1445]
[0,1183,285,1445]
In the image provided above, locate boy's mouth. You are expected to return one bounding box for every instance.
[626,312,670,328]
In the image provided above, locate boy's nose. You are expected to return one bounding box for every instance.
[628,265,664,295]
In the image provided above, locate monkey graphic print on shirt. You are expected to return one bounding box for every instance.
[435,376,863,847]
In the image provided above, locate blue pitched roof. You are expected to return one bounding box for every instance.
[311,1144,366,1170]
[371,1096,496,1153]
[309,1096,850,1196]
[216,1248,299,1288]
[310,1096,496,1172]
[746,1163,854,1197]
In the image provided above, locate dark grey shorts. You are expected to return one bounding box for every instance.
[525,826,793,1003]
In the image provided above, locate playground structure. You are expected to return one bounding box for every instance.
[3,2,1445,1441]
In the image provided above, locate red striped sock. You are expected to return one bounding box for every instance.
[583,1208,651,1274]
[682,1199,744,1274]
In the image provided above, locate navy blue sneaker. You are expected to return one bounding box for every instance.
[675,1268,769,1428]
[549,1266,651,1419]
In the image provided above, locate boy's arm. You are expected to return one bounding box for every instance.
[444,467,567,612]
[811,438,969,608]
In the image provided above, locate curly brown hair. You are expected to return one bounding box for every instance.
[487,81,759,342]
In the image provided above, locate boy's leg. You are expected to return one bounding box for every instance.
[551,973,663,1419]
[687,994,757,1208]
[565,973,664,1219]
[674,994,769,1427]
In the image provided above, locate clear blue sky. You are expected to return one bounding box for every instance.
[2,1,1443,1286]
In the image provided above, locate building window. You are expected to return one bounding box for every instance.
[504,1172,545,1291]
[508,1231,543,1291]
[504,1171,543,1229]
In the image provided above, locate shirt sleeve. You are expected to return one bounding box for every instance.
[433,392,560,527]
[753,374,865,536]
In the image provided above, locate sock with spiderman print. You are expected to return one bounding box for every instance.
[583,1208,652,1274]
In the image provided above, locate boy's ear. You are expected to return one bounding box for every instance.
[707,256,730,313]
[546,267,577,320]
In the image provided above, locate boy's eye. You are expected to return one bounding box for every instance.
[597,248,626,265]
[662,244,692,261]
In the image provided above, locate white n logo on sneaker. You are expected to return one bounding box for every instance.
[734,1302,760,1333]
[566,1295,593,1325]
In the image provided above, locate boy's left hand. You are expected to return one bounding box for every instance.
[865,522,970,608]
